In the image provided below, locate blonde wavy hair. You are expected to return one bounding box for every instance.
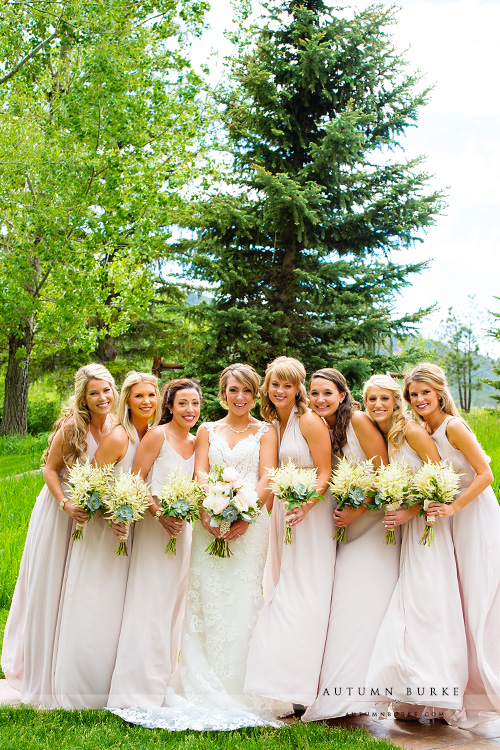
[261,356,308,423]
[363,374,409,449]
[43,363,118,467]
[403,363,461,419]
[217,363,261,408]
[117,371,160,442]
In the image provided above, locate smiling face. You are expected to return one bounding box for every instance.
[268,373,299,412]
[364,386,395,428]
[85,379,115,417]
[407,381,441,420]
[309,377,345,425]
[128,381,158,422]
[170,388,201,430]
[224,374,255,417]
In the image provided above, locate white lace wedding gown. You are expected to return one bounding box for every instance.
[109,422,286,730]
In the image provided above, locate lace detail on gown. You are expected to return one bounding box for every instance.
[110,421,285,730]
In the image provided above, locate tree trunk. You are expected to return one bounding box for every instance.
[0,319,34,436]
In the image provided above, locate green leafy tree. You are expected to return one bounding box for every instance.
[441,307,481,413]
[177,0,444,403]
[0,0,208,434]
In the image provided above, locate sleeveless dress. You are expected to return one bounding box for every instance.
[107,432,193,707]
[1,429,98,707]
[110,421,285,730]
[366,439,467,714]
[53,435,138,709]
[244,406,336,706]
[303,421,401,721]
[431,415,500,728]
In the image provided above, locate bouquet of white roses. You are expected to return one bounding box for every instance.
[368,461,414,545]
[412,460,461,546]
[104,469,150,556]
[157,467,200,555]
[200,465,261,558]
[329,457,377,542]
[65,460,115,541]
[268,459,324,545]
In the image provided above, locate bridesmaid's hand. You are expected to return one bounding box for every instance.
[224,519,249,541]
[286,505,311,526]
[426,501,456,518]
[384,506,419,528]
[62,501,88,524]
[334,505,366,527]
[160,516,183,537]
[200,510,222,537]
[110,520,128,539]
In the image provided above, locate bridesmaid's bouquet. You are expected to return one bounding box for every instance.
[412,460,461,547]
[104,469,150,556]
[268,459,324,544]
[367,461,413,545]
[329,457,377,542]
[157,467,200,555]
[200,465,261,558]
[65,460,115,541]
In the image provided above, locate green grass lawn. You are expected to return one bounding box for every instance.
[0,706,398,750]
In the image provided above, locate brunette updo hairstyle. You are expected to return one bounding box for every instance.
[403,363,461,419]
[217,364,261,409]
[260,356,308,423]
[310,368,354,457]
[159,378,202,424]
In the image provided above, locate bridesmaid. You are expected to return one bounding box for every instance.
[108,378,201,708]
[302,370,390,722]
[404,363,500,728]
[54,371,160,709]
[1,364,116,707]
[363,374,467,719]
[244,356,334,707]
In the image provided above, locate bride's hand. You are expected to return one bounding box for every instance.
[224,519,250,541]
[200,510,222,537]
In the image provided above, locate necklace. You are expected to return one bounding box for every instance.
[224,423,251,434]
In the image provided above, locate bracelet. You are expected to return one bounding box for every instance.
[59,499,66,511]
[154,509,162,521]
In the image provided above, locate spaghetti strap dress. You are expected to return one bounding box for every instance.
[53,434,137,709]
[303,421,401,720]
[107,431,193,707]
[431,415,500,728]
[244,406,336,706]
[366,438,467,715]
[1,429,98,707]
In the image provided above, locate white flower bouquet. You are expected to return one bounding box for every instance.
[412,460,461,546]
[367,461,413,545]
[156,467,200,555]
[329,457,377,542]
[65,460,115,541]
[200,465,261,558]
[268,459,324,545]
[104,469,150,556]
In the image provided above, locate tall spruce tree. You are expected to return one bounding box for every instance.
[178,0,444,397]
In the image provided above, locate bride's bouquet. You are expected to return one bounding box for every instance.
[268,459,324,544]
[200,465,261,558]
[412,460,461,547]
[368,461,413,545]
[104,469,150,556]
[329,457,377,542]
[65,460,115,540]
[156,467,200,555]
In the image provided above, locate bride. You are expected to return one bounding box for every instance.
[110,363,290,730]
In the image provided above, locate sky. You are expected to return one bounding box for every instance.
[192,0,500,357]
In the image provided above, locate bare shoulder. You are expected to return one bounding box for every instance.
[298,409,327,429]
[141,424,166,449]
[100,425,128,451]
[351,410,375,432]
